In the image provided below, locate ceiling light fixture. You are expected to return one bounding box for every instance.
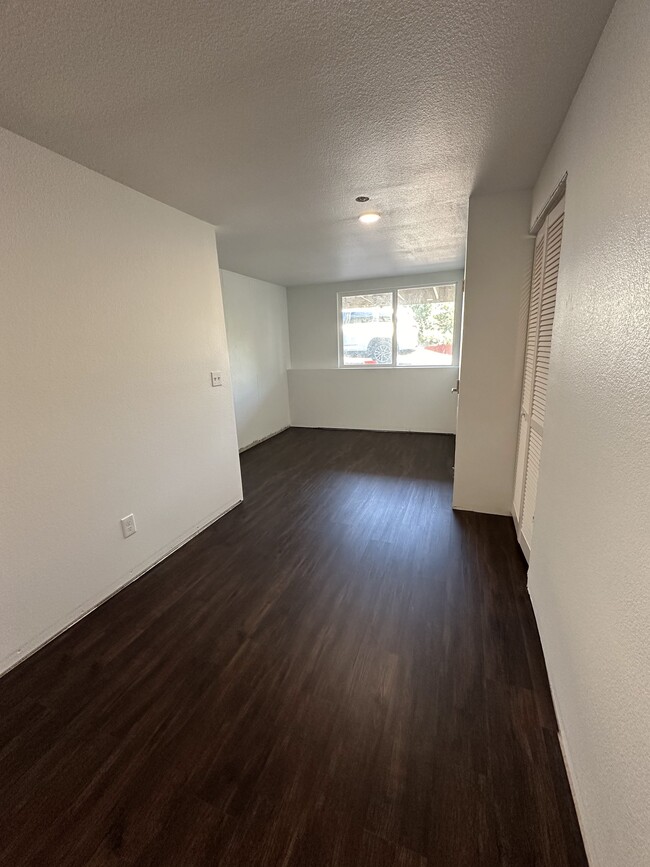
[358,212,381,224]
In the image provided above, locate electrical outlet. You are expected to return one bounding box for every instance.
[211,371,223,387]
[121,514,137,538]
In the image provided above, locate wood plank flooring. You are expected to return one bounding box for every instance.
[0,428,586,866]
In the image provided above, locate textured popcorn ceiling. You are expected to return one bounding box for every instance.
[0,0,614,285]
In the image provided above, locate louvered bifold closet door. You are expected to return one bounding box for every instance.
[518,198,565,556]
[512,229,545,524]
[531,204,564,429]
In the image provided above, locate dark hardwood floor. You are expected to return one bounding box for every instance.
[0,428,586,866]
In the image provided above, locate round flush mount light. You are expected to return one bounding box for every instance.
[358,212,381,224]
[355,195,370,203]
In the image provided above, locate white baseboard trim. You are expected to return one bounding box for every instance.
[451,504,512,517]
[290,424,455,436]
[557,727,596,866]
[238,425,291,453]
[529,584,597,866]
[0,498,242,679]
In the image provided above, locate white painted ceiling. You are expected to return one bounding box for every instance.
[0,0,614,286]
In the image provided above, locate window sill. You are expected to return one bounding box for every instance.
[336,364,459,370]
[287,366,460,372]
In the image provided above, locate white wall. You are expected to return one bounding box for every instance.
[452,190,534,514]
[525,2,650,864]
[288,368,459,433]
[220,269,291,450]
[0,127,242,675]
[287,271,463,434]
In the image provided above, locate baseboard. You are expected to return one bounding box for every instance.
[290,424,455,436]
[451,504,512,517]
[238,425,291,453]
[557,727,597,866]
[528,584,596,866]
[0,498,242,679]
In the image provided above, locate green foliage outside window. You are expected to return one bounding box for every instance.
[410,302,454,346]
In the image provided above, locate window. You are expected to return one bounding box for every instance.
[340,292,394,365]
[338,284,459,367]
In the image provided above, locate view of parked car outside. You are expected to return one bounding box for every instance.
[341,285,456,366]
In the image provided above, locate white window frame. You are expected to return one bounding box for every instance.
[337,282,462,369]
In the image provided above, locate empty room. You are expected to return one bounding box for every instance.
[1,0,648,865]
